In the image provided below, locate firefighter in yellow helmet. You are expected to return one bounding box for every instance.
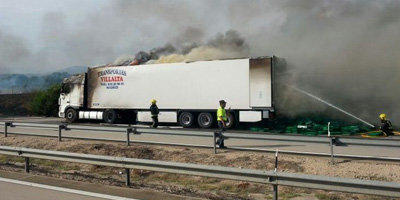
[379,113,393,136]
[150,99,159,128]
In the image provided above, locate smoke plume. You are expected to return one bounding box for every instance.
[0,30,30,73]
[111,30,249,65]
[266,0,400,127]
[155,30,249,63]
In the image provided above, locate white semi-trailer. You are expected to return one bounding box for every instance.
[58,57,280,128]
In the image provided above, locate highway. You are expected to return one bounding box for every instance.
[1,117,400,200]
[0,178,130,200]
[1,117,399,158]
[0,171,202,200]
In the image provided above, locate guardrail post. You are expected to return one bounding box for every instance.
[273,184,278,200]
[4,122,13,137]
[213,131,217,154]
[327,122,335,164]
[25,157,30,173]
[126,128,132,146]
[125,168,131,186]
[330,137,335,164]
[274,150,278,173]
[4,122,8,137]
[272,149,279,200]
[58,125,64,142]
[269,176,278,200]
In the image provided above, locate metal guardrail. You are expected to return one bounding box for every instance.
[1,122,400,162]
[5,122,400,147]
[0,146,399,198]
[67,125,400,147]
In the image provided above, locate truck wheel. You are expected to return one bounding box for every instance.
[179,112,194,128]
[65,109,78,123]
[103,109,117,124]
[197,112,214,129]
[225,113,236,129]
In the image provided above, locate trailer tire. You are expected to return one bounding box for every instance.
[197,112,214,129]
[65,109,78,123]
[103,109,117,124]
[225,112,236,129]
[179,112,194,128]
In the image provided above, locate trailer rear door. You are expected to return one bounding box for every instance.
[249,58,272,108]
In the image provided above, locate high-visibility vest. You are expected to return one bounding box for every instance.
[217,107,227,121]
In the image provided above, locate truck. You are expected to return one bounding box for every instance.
[58,56,281,128]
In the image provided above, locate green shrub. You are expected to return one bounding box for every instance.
[30,84,61,117]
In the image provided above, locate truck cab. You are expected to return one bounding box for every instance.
[58,73,85,121]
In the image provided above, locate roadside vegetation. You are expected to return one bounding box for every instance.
[0,84,61,117]
[0,93,34,117]
[29,84,61,117]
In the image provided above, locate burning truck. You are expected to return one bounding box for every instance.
[59,56,283,128]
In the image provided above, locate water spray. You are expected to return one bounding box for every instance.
[289,86,375,128]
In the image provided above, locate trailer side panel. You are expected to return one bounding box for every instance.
[87,58,272,110]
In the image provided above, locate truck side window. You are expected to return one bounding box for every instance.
[61,83,71,94]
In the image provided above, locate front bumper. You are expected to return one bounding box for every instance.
[58,111,65,118]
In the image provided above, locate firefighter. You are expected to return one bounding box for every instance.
[150,99,159,128]
[216,100,228,148]
[379,113,393,136]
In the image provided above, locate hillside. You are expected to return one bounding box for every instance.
[0,66,86,94]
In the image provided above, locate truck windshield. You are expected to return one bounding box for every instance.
[61,83,71,94]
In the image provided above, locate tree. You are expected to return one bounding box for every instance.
[30,84,61,117]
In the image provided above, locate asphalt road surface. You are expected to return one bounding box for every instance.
[0,171,201,200]
[0,179,128,200]
[1,117,399,158]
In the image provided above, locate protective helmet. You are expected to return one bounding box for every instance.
[151,99,157,104]
[379,113,387,120]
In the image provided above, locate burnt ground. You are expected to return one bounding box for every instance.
[0,136,399,200]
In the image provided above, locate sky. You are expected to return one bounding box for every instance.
[0,0,109,73]
[0,0,399,124]
[0,0,286,73]
[0,0,107,47]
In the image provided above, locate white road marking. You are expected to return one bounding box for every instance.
[0,177,139,200]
